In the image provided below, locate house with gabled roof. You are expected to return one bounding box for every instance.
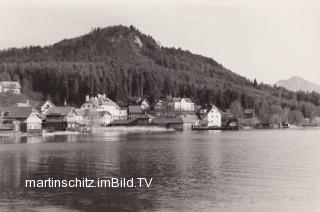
[138,98,150,110]
[81,94,126,120]
[1,106,42,133]
[45,107,77,131]
[198,104,222,127]
[170,97,195,111]
[0,81,21,94]
[40,100,55,115]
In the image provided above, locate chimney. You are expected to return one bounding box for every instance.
[86,95,90,101]
[103,94,106,98]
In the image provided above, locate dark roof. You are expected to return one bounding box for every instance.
[47,107,74,116]
[128,106,142,114]
[109,119,135,126]
[2,107,37,119]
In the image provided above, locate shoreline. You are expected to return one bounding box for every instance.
[92,126,174,133]
[1,125,320,139]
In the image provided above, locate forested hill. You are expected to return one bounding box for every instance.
[0,25,319,120]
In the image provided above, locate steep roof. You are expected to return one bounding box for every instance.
[205,105,221,115]
[138,98,150,105]
[1,107,37,119]
[74,109,85,116]
[98,97,118,106]
[47,107,74,116]
[40,100,55,107]
[182,98,193,103]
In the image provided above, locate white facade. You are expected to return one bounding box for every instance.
[172,98,195,111]
[25,112,42,130]
[0,81,21,94]
[99,112,113,126]
[140,99,150,110]
[40,100,55,115]
[81,94,124,120]
[206,107,222,127]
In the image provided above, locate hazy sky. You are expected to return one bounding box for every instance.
[1,0,319,85]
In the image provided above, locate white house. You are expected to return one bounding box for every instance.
[139,98,150,110]
[199,105,222,127]
[171,98,195,111]
[40,100,55,115]
[81,94,124,120]
[0,81,21,94]
[99,111,113,126]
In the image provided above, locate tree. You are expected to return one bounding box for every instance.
[288,110,304,125]
[269,105,283,124]
[253,78,258,88]
[257,101,270,124]
[230,101,243,118]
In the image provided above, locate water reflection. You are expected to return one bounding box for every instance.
[0,130,320,211]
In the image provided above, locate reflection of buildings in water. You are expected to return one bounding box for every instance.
[20,136,43,144]
[0,150,27,190]
[42,134,79,143]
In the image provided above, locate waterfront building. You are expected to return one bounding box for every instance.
[98,111,113,126]
[46,107,77,131]
[198,105,222,127]
[1,107,42,133]
[152,116,195,131]
[0,81,21,94]
[81,94,125,120]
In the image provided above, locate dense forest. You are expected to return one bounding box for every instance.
[0,25,320,124]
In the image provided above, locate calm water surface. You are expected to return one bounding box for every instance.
[0,129,320,212]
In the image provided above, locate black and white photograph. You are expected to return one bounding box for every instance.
[0,0,320,211]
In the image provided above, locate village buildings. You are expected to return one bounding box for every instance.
[0,91,227,133]
[81,94,127,120]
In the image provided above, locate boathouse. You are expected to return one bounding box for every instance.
[46,107,77,131]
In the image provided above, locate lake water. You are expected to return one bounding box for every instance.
[0,129,320,212]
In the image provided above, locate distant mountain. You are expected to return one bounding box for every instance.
[276,76,320,93]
